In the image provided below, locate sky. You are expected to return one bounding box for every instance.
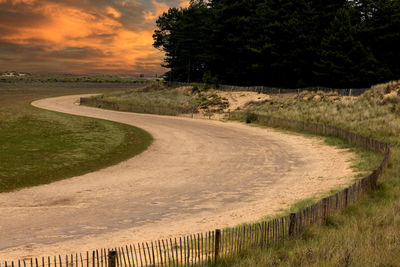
[0,0,189,75]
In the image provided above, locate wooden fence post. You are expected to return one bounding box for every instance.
[344,188,349,209]
[108,251,116,267]
[289,213,296,237]
[214,229,221,263]
[323,198,328,224]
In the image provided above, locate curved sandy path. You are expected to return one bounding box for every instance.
[0,95,355,260]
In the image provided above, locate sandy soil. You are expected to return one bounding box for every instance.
[217,91,271,112]
[0,94,356,260]
[184,90,271,120]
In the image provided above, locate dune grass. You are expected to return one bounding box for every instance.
[85,84,228,115]
[216,81,400,266]
[0,82,152,192]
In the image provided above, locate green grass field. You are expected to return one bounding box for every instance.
[216,81,400,266]
[0,82,152,192]
[0,72,155,83]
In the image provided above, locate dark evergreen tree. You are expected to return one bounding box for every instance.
[314,8,378,87]
[153,8,184,82]
[208,0,261,85]
[153,0,400,88]
[153,2,213,83]
[256,0,317,87]
[361,0,400,80]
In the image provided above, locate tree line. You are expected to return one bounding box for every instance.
[153,0,400,88]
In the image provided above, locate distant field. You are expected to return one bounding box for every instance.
[0,72,157,83]
[0,82,152,192]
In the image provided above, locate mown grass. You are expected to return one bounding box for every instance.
[0,82,152,192]
[216,81,400,266]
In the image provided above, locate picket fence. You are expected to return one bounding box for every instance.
[167,82,368,96]
[1,112,389,267]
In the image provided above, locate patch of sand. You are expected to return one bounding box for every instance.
[217,91,270,112]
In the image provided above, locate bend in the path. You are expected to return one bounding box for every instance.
[0,94,355,260]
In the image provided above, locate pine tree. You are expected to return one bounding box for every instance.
[314,8,378,87]
[153,3,213,82]
[153,0,398,87]
[367,0,400,80]
[153,8,184,82]
[208,0,261,85]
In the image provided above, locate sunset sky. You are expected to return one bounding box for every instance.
[0,0,189,75]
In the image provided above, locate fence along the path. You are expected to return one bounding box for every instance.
[167,81,368,96]
[1,113,390,267]
[79,98,197,117]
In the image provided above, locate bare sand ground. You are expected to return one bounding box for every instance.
[217,91,271,111]
[0,95,356,260]
[182,90,271,120]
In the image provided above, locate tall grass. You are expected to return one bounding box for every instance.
[219,81,400,266]
[86,84,228,116]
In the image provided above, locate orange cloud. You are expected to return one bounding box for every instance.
[106,6,122,19]
[0,0,190,74]
[143,0,170,22]
[179,0,190,8]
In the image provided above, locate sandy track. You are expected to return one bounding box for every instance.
[0,95,355,260]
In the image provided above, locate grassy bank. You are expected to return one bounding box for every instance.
[83,84,228,116]
[217,81,400,266]
[0,82,152,192]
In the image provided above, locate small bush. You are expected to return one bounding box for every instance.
[191,85,200,94]
[245,113,257,123]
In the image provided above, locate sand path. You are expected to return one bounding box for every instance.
[0,95,355,260]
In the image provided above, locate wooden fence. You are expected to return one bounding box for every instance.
[167,82,368,96]
[1,113,390,267]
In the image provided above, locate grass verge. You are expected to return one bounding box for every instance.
[83,84,229,116]
[237,124,380,223]
[216,81,400,266]
[0,82,152,192]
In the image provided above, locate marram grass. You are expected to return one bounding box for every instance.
[218,81,400,266]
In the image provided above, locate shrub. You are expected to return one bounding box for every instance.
[246,113,257,123]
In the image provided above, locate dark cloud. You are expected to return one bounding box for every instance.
[0,0,187,74]
[0,25,19,37]
[0,9,48,28]
[46,47,110,60]
[70,33,118,45]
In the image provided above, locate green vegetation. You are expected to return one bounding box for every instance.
[0,83,152,192]
[154,0,399,88]
[245,81,400,140]
[0,72,155,83]
[84,84,228,115]
[216,81,400,266]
